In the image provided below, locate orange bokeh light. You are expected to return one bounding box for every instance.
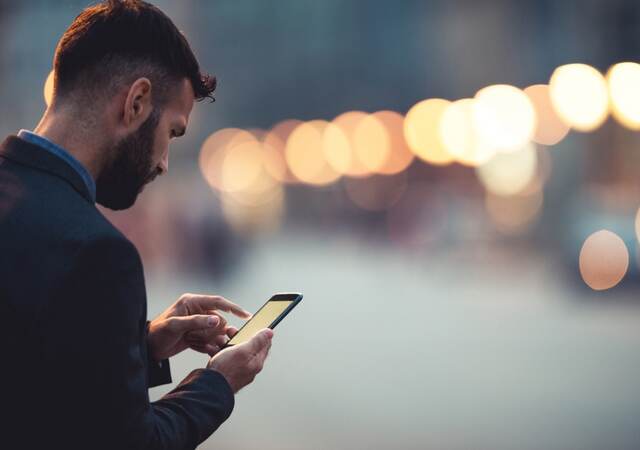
[44,70,54,107]
[372,110,415,175]
[199,128,257,191]
[524,84,570,146]
[579,230,629,291]
[263,119,303,183]
[323,111,372,178]
[285,120,341,186]
[344,172,408,211]
[440,98,496,166]
[403,98,454,166]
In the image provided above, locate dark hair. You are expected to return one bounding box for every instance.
[53,0,216,107]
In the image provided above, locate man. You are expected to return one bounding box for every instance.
[0,1,274,449]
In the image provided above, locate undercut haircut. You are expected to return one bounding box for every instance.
[52,0,216,108]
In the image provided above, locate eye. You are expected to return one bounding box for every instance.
[170,127,186,139]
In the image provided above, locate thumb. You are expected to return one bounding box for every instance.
[169,314,219,332]
[246,328,274,355]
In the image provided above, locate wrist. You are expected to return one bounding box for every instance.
[145,320,161,362]
[207,366,235,393]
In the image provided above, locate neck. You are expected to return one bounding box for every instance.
[33,106,106,181]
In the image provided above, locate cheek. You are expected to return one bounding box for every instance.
[152,130,170,162]
[155,137,169,158]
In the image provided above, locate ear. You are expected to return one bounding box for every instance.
[122,77,153,131]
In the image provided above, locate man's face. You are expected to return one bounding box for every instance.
[96,78,195,210]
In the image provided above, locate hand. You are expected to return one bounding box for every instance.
[207,328,274,393]
[148,293,252,361]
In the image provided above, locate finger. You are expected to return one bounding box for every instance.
[206,344,220,356]
[185,327,220,342]
[168,314,219,333]
[185,332,229,348]
[226,326,239,338]
[189,342,209,353]
[214,334,230,347]
[190,342,220,356]
[246,328,274,357]
[208,312,228,330]
[184,315,227,341]
[252,337,272,369]
[184,294,252,319]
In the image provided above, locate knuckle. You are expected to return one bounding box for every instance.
[167,318,180,332]
[249,359,263,373]
[184,330,196,340]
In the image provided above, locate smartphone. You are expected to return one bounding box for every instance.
[223,292,303,348]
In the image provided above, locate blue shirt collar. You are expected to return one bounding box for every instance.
[17,129,96,203]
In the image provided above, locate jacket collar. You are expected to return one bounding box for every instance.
[0,135,94,204]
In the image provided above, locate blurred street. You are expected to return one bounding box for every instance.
[149,229,640,450]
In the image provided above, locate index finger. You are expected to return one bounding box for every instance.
[187,294,252,319]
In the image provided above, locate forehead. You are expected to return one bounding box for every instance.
[163,78,195,119]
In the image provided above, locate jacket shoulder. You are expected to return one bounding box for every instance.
[0,157,141,285]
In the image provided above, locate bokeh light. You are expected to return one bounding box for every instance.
[485,187,543,235]
[198,61,629,242]
[44,70,54,107]
[476,143,537,196]
[260,135,289,185]
[198,126,287,235]
[523,84,570,146]
[285,120,341,185]
[353,114,391,173]
[199,128,257,192]
[322,121,351,175]
[472,84,536,152]
[635,208,640,245]
[323,111,373,177]
[440,98,496,166]
[536,146,554,186]
[221,182,285,236]
[403,98,454,166]
[372,110,415,175]
[344,172,407,211]
[607,62,640,130]
[549,63,609,132]
[263,119,303,183]
[579,230,629,291]
[220,140,266,193]
[225,167,282,207]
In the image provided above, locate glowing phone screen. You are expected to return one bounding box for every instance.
[226,300,293,346]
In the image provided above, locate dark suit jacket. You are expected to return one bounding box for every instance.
[0,135,234,449]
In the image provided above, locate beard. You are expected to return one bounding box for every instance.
[95,109,162,210]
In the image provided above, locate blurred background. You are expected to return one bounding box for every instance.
[4,0,640,449]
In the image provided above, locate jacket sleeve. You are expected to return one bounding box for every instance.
[146,320,173,387]
[43,235,234,450]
